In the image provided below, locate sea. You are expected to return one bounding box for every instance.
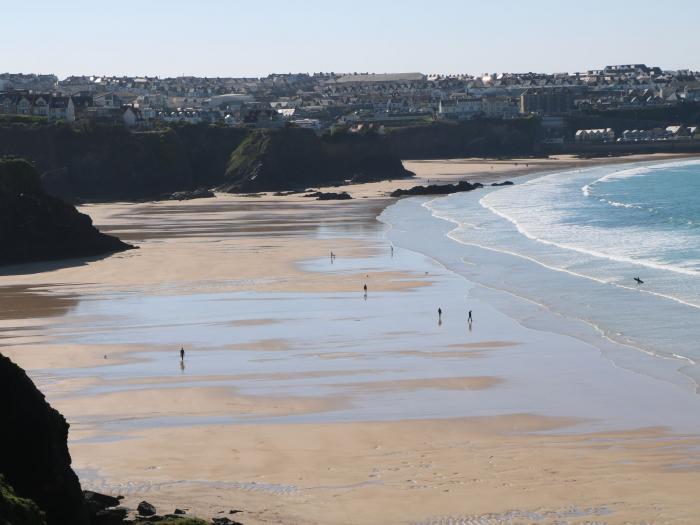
[400,158,700,395]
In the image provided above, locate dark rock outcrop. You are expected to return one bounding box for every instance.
[161,188,215,201]
[93,507,129,525]
[131,518,209,525]
[0,158,134,265]
[491,181,514,186]
[211,518,243,525]
[83,491,126,525]
[83,491,122,514]
[303,191,352,200]
[137,501,157,517]
[0,353,89,525]
[390,180,484,197]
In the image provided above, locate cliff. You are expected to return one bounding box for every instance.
[0,124,248,201]
[0,158,133,265]
[0,353,89,525]
[0,120,539,200]
[383,118,541,159]
[219,128,412,192]
[220,128,325,192]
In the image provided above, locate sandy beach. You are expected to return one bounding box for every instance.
[3,153,700,524]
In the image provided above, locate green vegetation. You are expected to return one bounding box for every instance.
[0,114,48,126]
[0,475,46,525]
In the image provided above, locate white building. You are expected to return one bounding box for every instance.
[481,96,519,118]
[438,98,481,120]
[575,128,615,142]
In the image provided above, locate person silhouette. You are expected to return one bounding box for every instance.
[468,310,472,323]
[180,347,185,361]
[438,307,442,320]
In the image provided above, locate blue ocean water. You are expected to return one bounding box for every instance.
[423,158,700,390]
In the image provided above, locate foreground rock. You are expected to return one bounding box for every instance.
[303,191,352,200]
[0,353,89,525]
[137,501,157,516]
[161,188,215,201]
[0,158,134,266]
[131,515,211,525]
[491,180,514,186]
[390,180,484,197]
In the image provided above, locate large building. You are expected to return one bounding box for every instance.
[520,88,574,115]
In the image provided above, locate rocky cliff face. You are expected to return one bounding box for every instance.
[0,124,248,202]
[219,128,413,192]
[0,354,89,525]
[0,123,417,200]
[0,158,133,265]
[383,118,541,159]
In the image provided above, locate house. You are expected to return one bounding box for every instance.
[666,125,691,139]
[17,96,32,115]
[277,108,297,119]
[122,107,138,128]
[520,88,574,115]
[94,92,122,108]
[49,96,75,122]
[31,96,49,117]
[291,118,321,131]
[620,129,670,142]
[575,128,615,142]
[481,96,519,118]
[438,98,481,120]
[0,93,20,114]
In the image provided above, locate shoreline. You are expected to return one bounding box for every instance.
[2,152,700,523]
[411,156,700,398]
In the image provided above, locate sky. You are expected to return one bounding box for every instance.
[3,0,699,79]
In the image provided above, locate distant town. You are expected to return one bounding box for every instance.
[1,64,700,145]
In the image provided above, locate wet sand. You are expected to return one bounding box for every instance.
[2,154,700,524]
[75,416,700,525]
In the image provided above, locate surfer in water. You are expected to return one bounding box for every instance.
[634,277,644,285]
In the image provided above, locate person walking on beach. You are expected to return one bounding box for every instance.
[468,310,472,323]
[180,347,185,361]
[438,307,442,320]
[390,246,394,257]
[363,283,368,294]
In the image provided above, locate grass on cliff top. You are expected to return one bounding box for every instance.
[225,130,272,177]
[0,475,46,525]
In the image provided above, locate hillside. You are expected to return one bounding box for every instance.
[219,128,413,192]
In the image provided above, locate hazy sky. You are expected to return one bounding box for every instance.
[4,0,699,78]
